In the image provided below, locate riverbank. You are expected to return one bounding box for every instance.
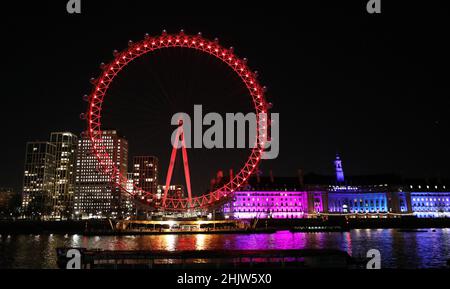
[1,217,450,234]
[0,219,109,234]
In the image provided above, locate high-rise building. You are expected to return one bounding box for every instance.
[74,130,128,219]
[21,142,56,219]
[123,172,136,218]
[157,184,184,199]
[126,172,135,193]
[130,157,158,219]
[50,132,78,219]
[132,156,158,194]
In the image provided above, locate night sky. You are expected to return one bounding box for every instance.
[1,1,449,193]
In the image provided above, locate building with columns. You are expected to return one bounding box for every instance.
[223,155,449,219]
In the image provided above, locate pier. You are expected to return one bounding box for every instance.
[102,219,251,235]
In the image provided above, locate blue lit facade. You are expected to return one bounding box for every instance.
[410,191,450,218]
[334,155,345,183]
[328,190,388,213]
[396,192,410,213]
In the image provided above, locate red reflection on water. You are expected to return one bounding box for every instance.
[344,232,352,255]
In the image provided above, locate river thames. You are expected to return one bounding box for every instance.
[1,228,449,269]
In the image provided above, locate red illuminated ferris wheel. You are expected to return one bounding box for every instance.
[84,30,268,211]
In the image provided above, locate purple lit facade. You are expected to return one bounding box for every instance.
[223,186,450,219]
[223,191,324,219]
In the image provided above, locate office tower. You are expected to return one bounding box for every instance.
[50,132,78,219]
[157,184,184,199]
[130,157,158,219]
[74,130,128,219]
[132,156,159,194]
[123,172,136,218]
[21,142,56,219]
[126,172,135,193]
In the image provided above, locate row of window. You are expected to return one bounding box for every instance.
[237,198,304,202]
[233,209,305,213]
[233,203,304,207]
[412,203,449,207]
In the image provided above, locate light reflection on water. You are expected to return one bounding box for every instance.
[0,229,449,269]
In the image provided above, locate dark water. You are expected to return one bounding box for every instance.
[1,229,449,269]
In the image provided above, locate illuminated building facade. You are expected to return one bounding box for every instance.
[409,184,450,218]
[223,175,326,219]
[157,185,184,199]
[320,156,414,216]
[122,173,136,218]
[223,184,450,219]
[222,167,450,219]
[223,191,312,219]
[132,156,158,194]
[224,186,415,219]
[49,132,78,219]
[21,142,56,219]
[390,191,410,214]
[126,173,134,192]
[74,130,128,219]
[327,190,388,213]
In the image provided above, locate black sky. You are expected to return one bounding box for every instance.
[1,0,449,192]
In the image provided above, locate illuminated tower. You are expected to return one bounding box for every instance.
[50,132,78,219]
[334,154,345,183]
[74,130,128,219]
[131,156,158,216]
[21,142,56,219]
[132,156,158,194]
